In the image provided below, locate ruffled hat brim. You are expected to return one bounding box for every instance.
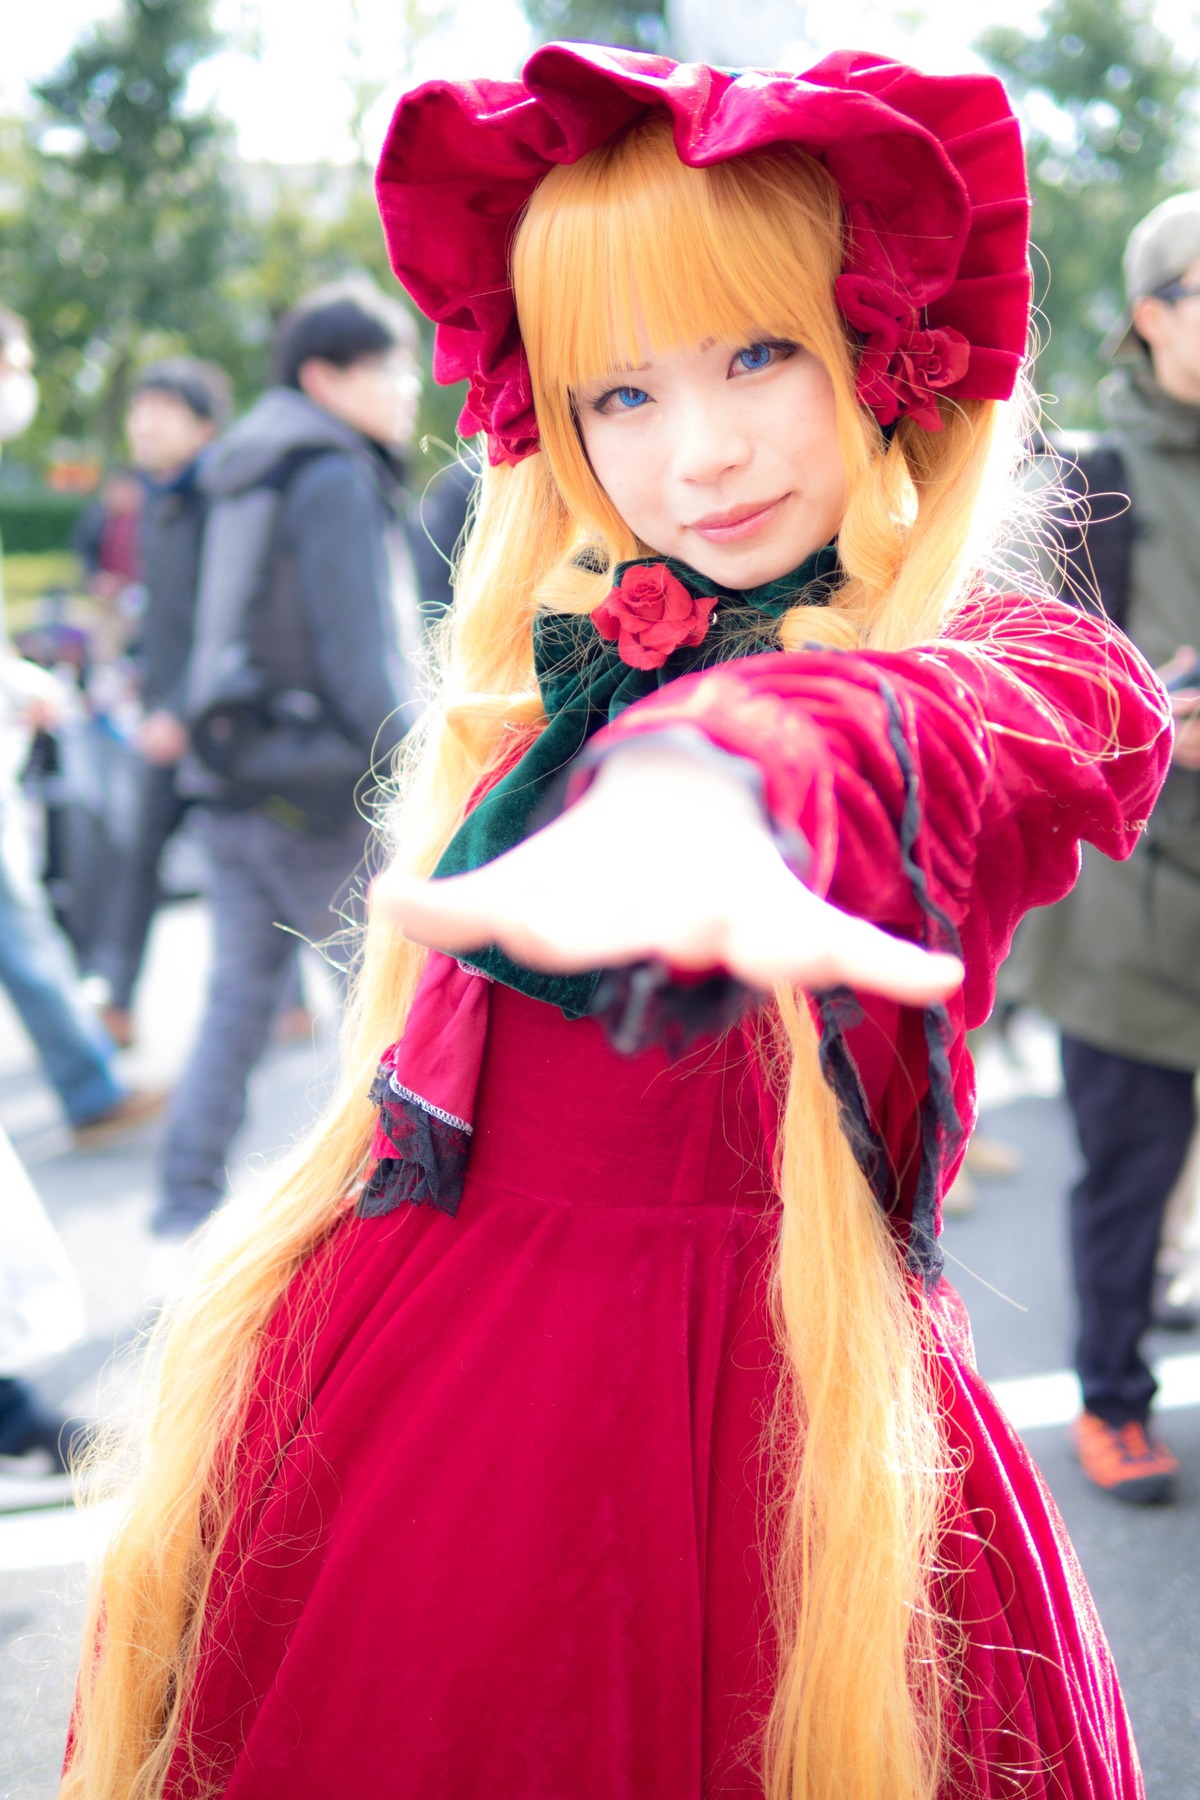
[376,44,1031,463]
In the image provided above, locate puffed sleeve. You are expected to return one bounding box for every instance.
[580,592,1170,1029]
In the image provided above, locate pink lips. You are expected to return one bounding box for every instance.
[688,495,787,543]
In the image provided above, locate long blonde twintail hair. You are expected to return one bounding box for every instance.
[64,117,1018,1799]
[763,990,953,1800]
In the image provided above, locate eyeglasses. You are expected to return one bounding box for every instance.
[1151,279,1200,304]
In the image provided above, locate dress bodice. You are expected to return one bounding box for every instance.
[467,983,776,1216]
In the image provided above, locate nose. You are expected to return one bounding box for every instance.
[671,393,750,487]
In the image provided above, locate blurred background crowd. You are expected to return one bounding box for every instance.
[3,0,1200,1793]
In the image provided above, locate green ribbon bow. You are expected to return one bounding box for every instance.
[432,544,839,1017]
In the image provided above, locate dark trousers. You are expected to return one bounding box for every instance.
[100,760,188,1010]
[100,760,306,1018]
[1061,1034,1195,1425]
[154,807,368,1237]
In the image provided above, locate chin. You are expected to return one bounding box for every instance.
[689,537,819,589]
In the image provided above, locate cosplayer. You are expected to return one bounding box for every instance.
[63,47,1165,1800]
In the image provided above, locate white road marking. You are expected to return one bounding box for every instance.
[0,1497,121,1573]
[2,1356,1198,1571]
[990,1352,1200,1431]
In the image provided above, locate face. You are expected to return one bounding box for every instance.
[574,334,847,587]
[1133,255,1200,405]
[299,346,421,448]
[126,388,216,476]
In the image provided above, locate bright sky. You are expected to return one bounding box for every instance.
[3,0,1199,166]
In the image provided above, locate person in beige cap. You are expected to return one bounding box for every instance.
[1011,190,1200,1504]
[1103,189,1200,369]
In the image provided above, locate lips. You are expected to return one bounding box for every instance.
[687,495,787,543]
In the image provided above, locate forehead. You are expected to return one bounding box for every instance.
[129,387,199,418]
[349,345,415,373]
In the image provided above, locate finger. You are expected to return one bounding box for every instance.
[371,866,664,971]
[370,869,508,952]
[726,891,964,1004]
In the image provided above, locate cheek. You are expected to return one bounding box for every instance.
[579,423,662,529]
[781,375,845,496]
[364,381,393,423]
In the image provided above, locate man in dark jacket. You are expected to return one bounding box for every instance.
[1012,193,1200,1504]
[98,357,232,1046]
[153,280,422,1238]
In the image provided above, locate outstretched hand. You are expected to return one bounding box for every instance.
[371,745,964,1007]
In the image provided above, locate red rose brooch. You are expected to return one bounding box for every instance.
[591,563,718,670]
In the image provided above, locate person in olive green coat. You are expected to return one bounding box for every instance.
[1011,194,1200,1504]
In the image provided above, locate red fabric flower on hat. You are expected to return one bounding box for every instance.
[457,348,539,466]
[836,273,971,432]
[592,564,717,670]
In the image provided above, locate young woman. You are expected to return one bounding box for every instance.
[64,47,1166,1800]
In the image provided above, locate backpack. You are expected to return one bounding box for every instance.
[185,448,368,836]
[1044,437,1137,631]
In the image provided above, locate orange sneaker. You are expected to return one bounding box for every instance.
[1072,1411,1179,1505]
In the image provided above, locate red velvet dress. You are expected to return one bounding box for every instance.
[166,595,1166,1799]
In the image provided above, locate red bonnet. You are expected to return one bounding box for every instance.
[375,44,1031,464]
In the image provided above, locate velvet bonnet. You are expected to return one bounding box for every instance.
[375,44,1032,466]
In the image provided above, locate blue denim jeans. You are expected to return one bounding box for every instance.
[0,793,123,1126]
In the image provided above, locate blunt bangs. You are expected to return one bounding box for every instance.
[513,116,848,397]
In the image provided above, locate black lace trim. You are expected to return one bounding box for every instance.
[588,959,758,1060]
[355,1068,470,1220]
[878,675,964,1289]
[814,986,891,1208]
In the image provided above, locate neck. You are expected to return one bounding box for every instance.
[614,542,840,617]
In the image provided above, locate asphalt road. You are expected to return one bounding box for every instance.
[1,921,1196,1799]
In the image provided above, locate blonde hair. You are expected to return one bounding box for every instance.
[64,117,1020,1800]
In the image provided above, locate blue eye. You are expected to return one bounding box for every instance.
[736,342,774,372]
[589,383,651,414]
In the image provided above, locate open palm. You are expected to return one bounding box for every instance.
[374,745,963,1007]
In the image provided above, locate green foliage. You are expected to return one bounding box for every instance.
[0,0,244,459]
[0,496,88,554]
[518,0,669,51]
[230,166,465,461]
[979,0,1198,424]
[0,0,464,472]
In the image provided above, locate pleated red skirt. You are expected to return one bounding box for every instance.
[166,985,1142,1798]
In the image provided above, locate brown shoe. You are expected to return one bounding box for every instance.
[99,1005,135,1049]
[1072,1411,1179,1505]
[964,1133,1021,1178]
[71,1087,169,1149]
